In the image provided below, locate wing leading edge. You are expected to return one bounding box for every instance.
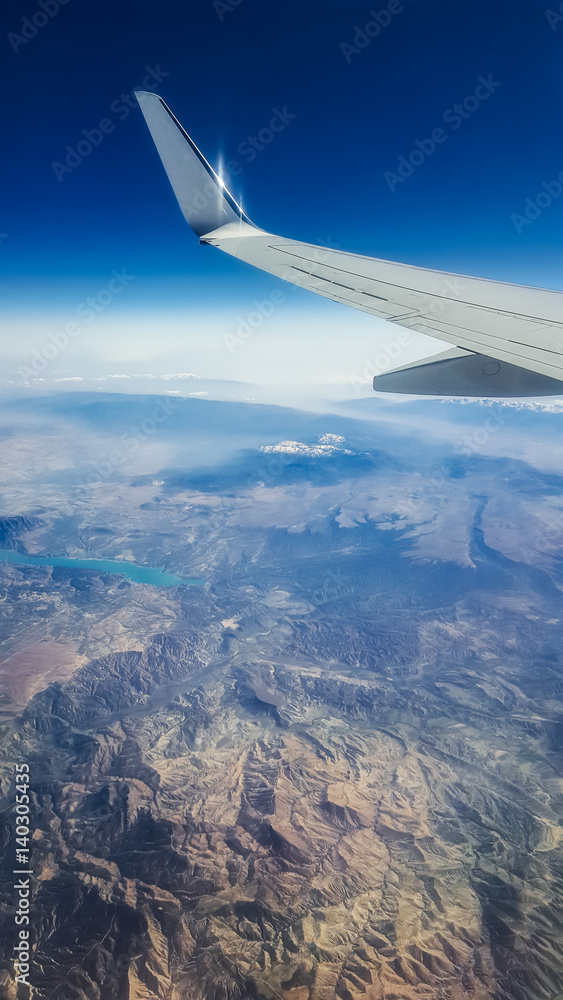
[136,91,563,397]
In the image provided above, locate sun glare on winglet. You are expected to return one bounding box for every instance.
[215,155,227,188]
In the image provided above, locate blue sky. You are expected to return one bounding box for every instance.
[2,0,563,402]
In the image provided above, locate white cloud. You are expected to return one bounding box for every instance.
[94,372,205,382]
[440,397,563,411]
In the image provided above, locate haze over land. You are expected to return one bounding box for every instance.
[0,392,562,999]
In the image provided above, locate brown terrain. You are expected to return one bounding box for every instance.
[0,394,562,999]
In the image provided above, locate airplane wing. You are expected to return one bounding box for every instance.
[136,91,563,397]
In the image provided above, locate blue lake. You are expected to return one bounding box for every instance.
[0,549,202,588]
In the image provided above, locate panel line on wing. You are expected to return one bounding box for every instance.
[408,324,563,375]
[287,264,388,300]
[412,314,563,359]
[268,245,563,326]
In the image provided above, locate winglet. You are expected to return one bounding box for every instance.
[135,91,258,239]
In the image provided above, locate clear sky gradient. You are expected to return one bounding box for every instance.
[2,0,562,402]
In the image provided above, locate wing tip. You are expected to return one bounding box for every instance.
[136,92,256,237]
[134,89,162,100]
